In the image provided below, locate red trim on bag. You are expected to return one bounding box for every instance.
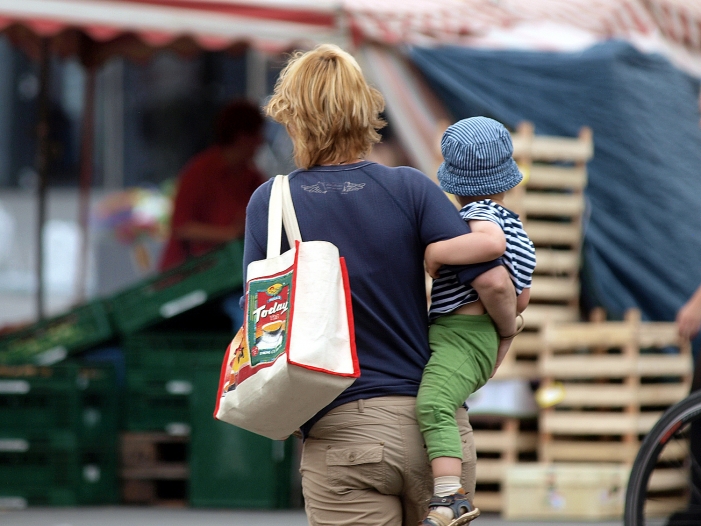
[213,341,232,419]
[283,241,300,360]
[340,256,360,378]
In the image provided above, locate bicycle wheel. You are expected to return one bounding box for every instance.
[625,389,701,526]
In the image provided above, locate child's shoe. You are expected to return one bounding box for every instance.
[420,489,480,526]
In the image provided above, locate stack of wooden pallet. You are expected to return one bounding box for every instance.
[120,432,189,506]
[499,122,593,380]
[538,308,693,515]
[471,123,593,512]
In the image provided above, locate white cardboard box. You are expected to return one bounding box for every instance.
[503,463,630,521]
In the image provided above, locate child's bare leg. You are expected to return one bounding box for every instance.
[431,456,462,479]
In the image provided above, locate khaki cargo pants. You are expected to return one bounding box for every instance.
[300,396,476,526]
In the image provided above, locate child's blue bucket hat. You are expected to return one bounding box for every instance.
[437,117,523,196]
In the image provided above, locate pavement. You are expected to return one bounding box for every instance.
[0,508,625,526]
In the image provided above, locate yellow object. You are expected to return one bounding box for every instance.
[535,381,566,408]
[516,161,530,185]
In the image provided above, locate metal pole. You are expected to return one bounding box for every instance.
[74,66,96,303]
[35,38,51,320]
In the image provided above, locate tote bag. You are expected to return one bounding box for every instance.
[214,174,360,440]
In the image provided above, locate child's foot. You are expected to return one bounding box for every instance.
[420,489,480,526]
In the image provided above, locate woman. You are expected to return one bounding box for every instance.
[243,44,517,526]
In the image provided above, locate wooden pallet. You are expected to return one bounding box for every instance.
[533,310,693,518]
[538,309,692,464]
[120,432,189,506]
[472,416,538,512]
[493,123,592,380]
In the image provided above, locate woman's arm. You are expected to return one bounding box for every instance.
[424,220,506,278]
[174,222,244,243]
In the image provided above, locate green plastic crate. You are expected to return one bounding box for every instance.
[0,430,81,489]
[76,447,119,505]
[0,364,82,431]
[124,332,230,370]
[0,364,119,441]
[122,333,229,432]
[189,366,296,509]
[0,487,78,507]
[109,242,244,335]
[0,302,114,365]
[123,393,191,433]
[0,429,119,505]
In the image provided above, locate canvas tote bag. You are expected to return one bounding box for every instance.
[214,174,360,440]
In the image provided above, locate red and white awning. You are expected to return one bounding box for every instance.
[346,0,701,76]
[644,0,701,50]
[1,1,700,74]
[0,0,346,56]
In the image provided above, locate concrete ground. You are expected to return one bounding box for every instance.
[0,507,625,526]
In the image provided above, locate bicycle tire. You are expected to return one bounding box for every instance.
[624,389,701,526]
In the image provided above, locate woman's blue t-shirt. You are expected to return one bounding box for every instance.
[243,161,471,435]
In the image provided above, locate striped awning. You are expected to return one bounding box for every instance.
[348,0,697,49]
[1,1,700,72]
[644,0,701,50]
[348,0,701,75]
[0,0,346,56]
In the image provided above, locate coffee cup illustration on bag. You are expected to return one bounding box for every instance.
[257,320,285,350]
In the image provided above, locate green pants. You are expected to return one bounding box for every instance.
[416,314,498,461]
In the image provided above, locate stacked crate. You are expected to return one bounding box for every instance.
[538,309,692,515]
[120,332,229,505]
[108,241,244,335]
[0,363,119,507]
[0,301,114,366]
[471,123,593,512]
[119,331,297,508]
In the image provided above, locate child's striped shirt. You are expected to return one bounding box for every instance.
[429,199,536,321]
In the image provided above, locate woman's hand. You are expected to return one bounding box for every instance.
[677,285,701,339]
[491,337,512,378]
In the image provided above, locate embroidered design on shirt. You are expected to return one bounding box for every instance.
[302,182,365,194]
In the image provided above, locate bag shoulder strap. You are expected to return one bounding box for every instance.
[281,175,302,245]
[267,175,302,258]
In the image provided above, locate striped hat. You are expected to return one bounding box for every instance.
[437,117,522,196]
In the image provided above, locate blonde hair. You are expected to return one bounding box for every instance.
[265,44,386,169]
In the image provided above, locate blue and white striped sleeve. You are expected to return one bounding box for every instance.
[459,201,504,229]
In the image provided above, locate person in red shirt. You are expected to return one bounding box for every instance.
[159,99,266,271]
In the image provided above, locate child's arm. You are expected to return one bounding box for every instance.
[492,290,530,378]
[517,288,530,314]
[425,220,506,278]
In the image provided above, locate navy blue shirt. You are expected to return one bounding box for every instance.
[243,161,475,435]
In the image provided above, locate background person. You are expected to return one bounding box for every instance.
[676,282,701,525]
[159,99,266,329]
[243,43,517,526]
[159,99,266,272]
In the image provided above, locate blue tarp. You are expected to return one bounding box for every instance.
[410,41,701,345]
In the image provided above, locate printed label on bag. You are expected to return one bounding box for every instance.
[221,269,293,395]
[246,272,292,366]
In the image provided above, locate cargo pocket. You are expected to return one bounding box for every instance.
[326,443,385,501]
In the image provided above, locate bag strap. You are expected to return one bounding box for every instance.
[267,175,302,258]
[281,175,302,245]
[267,175,284,258]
